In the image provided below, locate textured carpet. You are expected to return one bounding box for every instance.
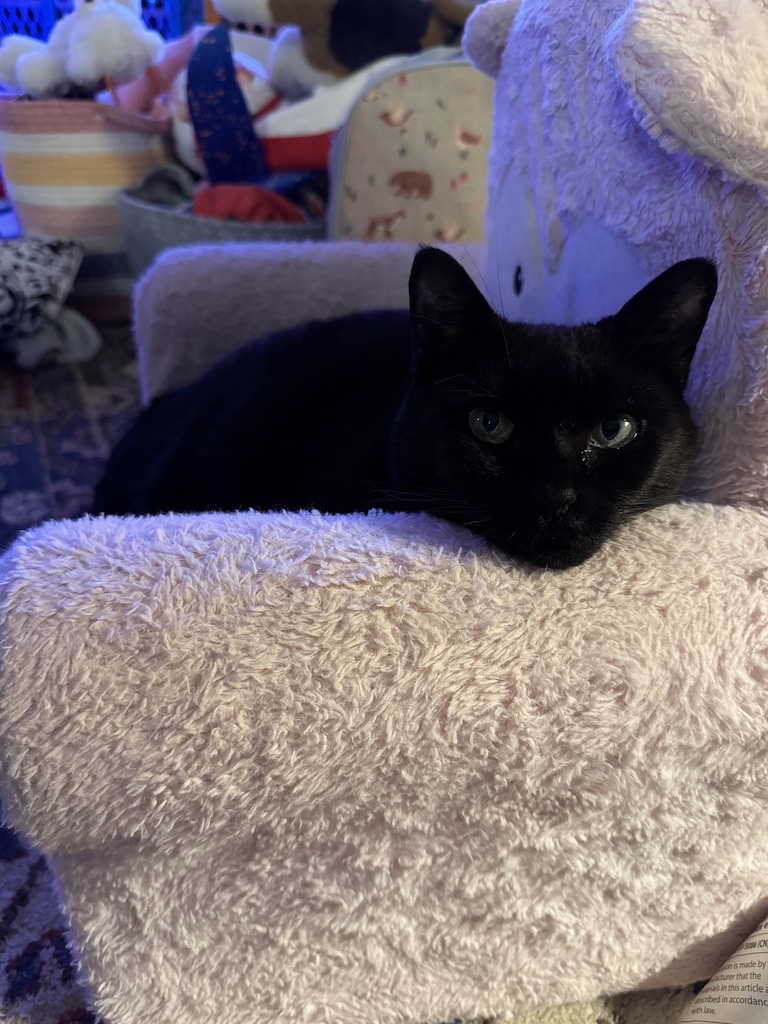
[0,827,98,1024]
[0,327,139,554]
[0,328,702,1024]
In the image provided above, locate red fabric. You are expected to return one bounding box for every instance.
[252,94,283,122]
[260,131,334,173]
[192,184,307,223]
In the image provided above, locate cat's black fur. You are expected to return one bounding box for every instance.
[92,247,717,569]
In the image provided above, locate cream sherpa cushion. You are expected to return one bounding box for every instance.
[1,503,768,1023]
[134,240,486,403]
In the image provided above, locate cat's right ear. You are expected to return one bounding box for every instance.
[408,246,497,361]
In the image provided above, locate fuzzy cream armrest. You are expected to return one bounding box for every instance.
[133,240,487,404]
[1,505,768,1023]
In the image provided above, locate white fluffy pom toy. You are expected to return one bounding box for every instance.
[0,0,165,99]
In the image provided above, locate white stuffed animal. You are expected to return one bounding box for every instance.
[0,36,48,93]
[0,0,165,98]
[464,0,768,509]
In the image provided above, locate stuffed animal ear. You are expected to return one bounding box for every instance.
[462,0,520,79]
[607,0,768,189]
[0,36,44,91]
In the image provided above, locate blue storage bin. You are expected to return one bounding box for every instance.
[0,0,203,40]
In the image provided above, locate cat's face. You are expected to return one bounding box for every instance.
[390,247,717,569]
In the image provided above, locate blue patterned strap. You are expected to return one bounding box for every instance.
[186,23,270,185]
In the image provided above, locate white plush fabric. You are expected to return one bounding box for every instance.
[608,0,768,188]
[134,240,486,403]
[2,504,768,1023]
[462,0,521,77]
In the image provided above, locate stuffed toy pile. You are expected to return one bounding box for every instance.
[0,0,164,98]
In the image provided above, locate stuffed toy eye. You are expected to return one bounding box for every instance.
[469,408,514,444]
[513,265,524,296]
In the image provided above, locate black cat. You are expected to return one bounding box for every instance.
[92,246,717,569]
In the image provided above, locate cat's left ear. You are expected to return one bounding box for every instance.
[613,258,718,389]
[408,246,497,360]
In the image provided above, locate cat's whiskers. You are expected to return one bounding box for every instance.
[496,311,513,371]
[456,245,512,370]
[454,245,513,369]
[367,510,493,559]
[410,313,463,338]
[428,373,475,392]
[356,475,468,512]
[455,242,507,318]
[364,474,499,544]
[461,517,493,529]
[373,481,491,520]
[364,511,423,537]
[624,496,668,516]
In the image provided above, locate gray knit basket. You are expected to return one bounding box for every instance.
[118,190,326,277]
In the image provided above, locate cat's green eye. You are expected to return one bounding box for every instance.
[469,407,514,445]
[590,414,639,449]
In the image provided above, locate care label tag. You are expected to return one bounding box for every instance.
[678,914,768,1023]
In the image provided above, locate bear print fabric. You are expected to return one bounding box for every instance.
[328,58,493,244]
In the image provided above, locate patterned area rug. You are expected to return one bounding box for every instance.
[0,327,139,555]
[0,328,702,1023]
[0,828,98,1023]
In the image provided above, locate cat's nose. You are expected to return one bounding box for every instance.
[532,483,577,520]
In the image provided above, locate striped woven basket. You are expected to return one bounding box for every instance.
[0,98,170,324]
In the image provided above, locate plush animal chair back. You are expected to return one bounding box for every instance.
[464,0,768,508]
